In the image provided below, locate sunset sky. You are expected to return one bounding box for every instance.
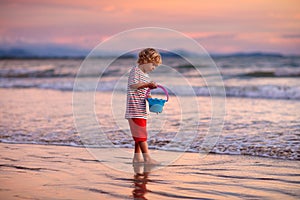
[1,0,300,55]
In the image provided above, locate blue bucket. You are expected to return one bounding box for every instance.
[146,85,169,113]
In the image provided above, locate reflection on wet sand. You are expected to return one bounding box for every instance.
[132,163,159,200]
[1,143,299,200]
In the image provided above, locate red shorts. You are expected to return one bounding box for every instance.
[128,118,147,142]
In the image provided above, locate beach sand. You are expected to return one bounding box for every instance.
[0,143,299,200]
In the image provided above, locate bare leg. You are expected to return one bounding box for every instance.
[128,119,158,164]
[138,141,160,164]
[128,119,144,163]
[134,142,141,153]
[133,142,143,163]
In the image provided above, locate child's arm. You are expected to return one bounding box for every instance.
[130,82,157,90]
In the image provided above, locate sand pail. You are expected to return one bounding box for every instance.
[145,85,169,113]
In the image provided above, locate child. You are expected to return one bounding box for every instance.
[125,48,162,164]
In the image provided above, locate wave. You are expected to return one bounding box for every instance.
[1,63,300,79]
[0,67,123,78]
[0,139,298,160]
[172,63,300,78]
[1,78,299,100]
[0,66,72,78]
[224,85,300,100]
[174,85,300,100]
[239,69,300,77]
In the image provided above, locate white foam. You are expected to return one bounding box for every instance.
[223,85,300,100]
[1,78,300,100]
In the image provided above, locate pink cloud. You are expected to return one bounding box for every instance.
[0,0,299,54]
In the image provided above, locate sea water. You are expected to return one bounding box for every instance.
[0,55,299,160]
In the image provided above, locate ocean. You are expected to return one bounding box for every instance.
[0,55,299,160]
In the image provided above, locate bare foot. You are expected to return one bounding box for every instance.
[144,158,160,165]
[132,155,144,163]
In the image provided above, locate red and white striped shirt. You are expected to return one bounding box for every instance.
[125,66,151,119]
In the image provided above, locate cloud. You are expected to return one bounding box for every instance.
[186,32,237,40]
[1,0,299,54]
[281,34,300,39]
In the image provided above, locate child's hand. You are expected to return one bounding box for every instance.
[148,82,157,89]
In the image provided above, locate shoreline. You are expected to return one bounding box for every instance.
[0,141,298,162]
[0,142,299,199]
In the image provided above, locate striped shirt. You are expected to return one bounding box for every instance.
[125,66,151,119]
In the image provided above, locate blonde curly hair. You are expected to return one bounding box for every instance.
[137,48,162,66]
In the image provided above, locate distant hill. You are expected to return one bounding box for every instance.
[0,44,288,59]
[211,52,284,58]
[0,46,195,59]
[0,44,90,59]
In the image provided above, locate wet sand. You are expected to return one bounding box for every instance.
[0,143,299,200]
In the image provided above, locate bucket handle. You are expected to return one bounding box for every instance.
[145,85,169,102]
